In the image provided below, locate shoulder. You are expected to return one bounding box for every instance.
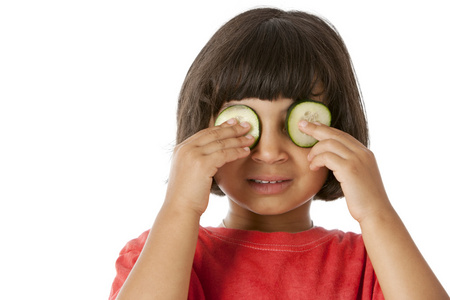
[108,229,150,300]
[114,229,151,271]
[118,229,150,255]
[324,227,364,246]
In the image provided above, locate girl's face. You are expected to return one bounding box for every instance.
[212,96,329,218]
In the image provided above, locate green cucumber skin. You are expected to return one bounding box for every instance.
[214,105,260,149]
[286,100,331,148]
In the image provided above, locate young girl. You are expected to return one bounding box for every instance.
[109,8,448,299]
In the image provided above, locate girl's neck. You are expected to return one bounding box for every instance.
[222,200,313,233]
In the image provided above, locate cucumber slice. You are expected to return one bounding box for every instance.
[286,100,331,147]
[214,105,260,148]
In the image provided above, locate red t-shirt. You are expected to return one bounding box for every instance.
[109,226,384,299]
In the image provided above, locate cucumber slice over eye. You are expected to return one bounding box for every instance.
[286,100,331,148]
[214,105,260,148]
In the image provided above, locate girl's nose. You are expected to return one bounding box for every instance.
[251,127,289,164]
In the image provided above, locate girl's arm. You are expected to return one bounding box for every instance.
[116,119,254,300]
[359,203,447,299]
[299,121,448,300]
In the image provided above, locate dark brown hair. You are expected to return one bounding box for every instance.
[176,7,369,201]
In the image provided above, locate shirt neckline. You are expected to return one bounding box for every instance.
[200,226,341,252]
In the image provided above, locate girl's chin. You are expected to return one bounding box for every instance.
[229,196,312,217]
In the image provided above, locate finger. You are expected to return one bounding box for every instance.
[186,120,252,147]
[218,117,238,127]
[202,133,255,155]
[207,146,251,171]
[298,120,342,141]
[299,121,363,150]
[204,119,251,142]
[309,151,347,174]
[308,138,353,162]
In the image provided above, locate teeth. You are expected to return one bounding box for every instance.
[254,180,283,184]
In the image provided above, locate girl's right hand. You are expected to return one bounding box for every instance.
[164,118,254,216]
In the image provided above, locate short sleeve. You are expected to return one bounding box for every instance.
[108,230,150,300]
[363,250,385,300]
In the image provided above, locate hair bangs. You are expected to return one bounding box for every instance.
[210,17,323,114]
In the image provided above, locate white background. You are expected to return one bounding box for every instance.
[1,0,449,299]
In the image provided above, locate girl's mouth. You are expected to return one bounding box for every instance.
[247,178,292,195]
[251,179,285,184]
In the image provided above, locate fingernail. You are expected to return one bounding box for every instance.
[245,134,253,139]
[227,118,237,125]
[299,120,308,128]
[240,121,250,128]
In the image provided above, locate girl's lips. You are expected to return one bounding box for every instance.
[247,177,293,195]
[248,175,292,182]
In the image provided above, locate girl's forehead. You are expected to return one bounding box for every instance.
[219,80,325,110]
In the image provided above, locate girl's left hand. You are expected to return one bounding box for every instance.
[300,121,450,300]
[299,120,392,223]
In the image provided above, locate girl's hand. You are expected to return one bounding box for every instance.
[300,121,450,299]
[165,119,254,216]
[299,120,391,223]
